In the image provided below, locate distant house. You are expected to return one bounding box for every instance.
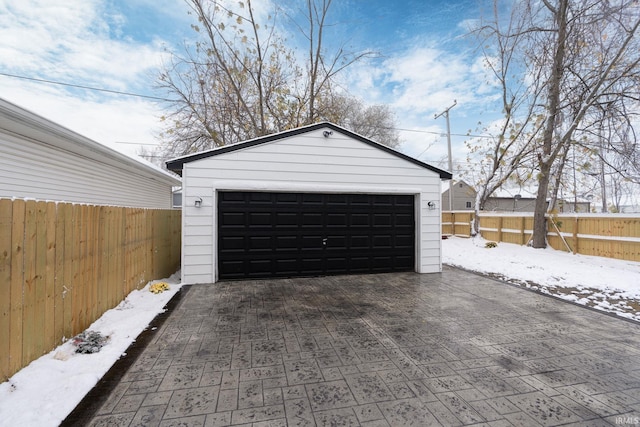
[442,180,590,212]
[441,180,476,210]
[0,98,180,207]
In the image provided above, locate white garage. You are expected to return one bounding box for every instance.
[166,122,451,284]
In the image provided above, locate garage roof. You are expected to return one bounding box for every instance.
[165,122,452,180]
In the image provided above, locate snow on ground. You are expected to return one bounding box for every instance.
[1,240,640,427]
[0,272,182,427]
[443,236,640,321]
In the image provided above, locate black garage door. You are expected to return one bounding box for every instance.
[217,191,415,280]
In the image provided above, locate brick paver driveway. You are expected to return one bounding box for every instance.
[69,267,640,426]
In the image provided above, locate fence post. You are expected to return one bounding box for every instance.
[573,216,579,254]
[451,211,455,236]
[497,217,503,243]
[519,217,526,245]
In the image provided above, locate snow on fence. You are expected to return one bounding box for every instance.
[443,211,640,262]
[0,199,181,381]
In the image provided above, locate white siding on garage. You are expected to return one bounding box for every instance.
[0,98,180,208]
[180,128,444,284]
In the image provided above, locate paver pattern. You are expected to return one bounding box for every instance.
[79,267,640,426]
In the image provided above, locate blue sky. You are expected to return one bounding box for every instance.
[0,0,499,168]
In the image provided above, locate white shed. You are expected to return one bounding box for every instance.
[0,98,180,208]
[166,122,452,284]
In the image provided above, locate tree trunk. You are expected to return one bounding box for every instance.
[532,160,552,247]
[532,0,568,248]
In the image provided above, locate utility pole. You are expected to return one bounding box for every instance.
[435,100,457,211]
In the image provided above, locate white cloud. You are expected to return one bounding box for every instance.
[344,38,499,169]
[0,0,179,156]
[0,0,173,86]
[1,78,163,156]
[382,45,485,117]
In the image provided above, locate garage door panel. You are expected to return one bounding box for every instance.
[220,212,245,227]
[372,235,392,248]
[249,212,271,226]
[350,235,370,249]
[395,256,414,269]
[350,194,371,205]
[301,235,324,248]
[325,235,346,248]
[248,259,272,275]
[301,258,323,273]
[218,191,414,280]
[249,236,272,250]
[220,192,245,203]
[220,260,244,276]
[327,194,348,205]
[373,214,393,227]
[276,193,298,203]
[373,195,393,205]
[220,236,244,251]
[395,234,414,248]
[276,212,298,227]
[350,214,370,227]
[372,256,393,270]
[249,192,272,203]
[395,213,414,226]
[327,213,348,226]
[302,193,323,204]
[276,259,299,274]
[349,257,371,271]
[326,257,348,272]
[301,213,323,226]
[275,235,298,250]
[394,195,415,206]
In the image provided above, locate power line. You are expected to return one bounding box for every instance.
[1,71,495,139]
[392,126,491,139]
[0,71,175,102]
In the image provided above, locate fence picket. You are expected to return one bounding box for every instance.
[0,199,12,380]
[22,201,38,364]
[44,202,56,353]
[54,203,67,346]
[9,200,25,377]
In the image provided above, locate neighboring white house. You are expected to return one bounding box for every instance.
[167,122,452,284]
[0,98,180,208]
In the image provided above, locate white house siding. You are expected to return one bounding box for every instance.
[0,99,180,208]
[180,128,443,284]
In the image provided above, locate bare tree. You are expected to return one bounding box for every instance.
[156,0,392,160]
[156,0,294,157]
[530,0,640,247]
[290,0,376,123]
[465,1,543,234]
[320,94,400,147]
[479,0,640,247]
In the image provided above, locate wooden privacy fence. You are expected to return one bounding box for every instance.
[442,211,640,262]
[442,211,474,237]
[0,199,181,381]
